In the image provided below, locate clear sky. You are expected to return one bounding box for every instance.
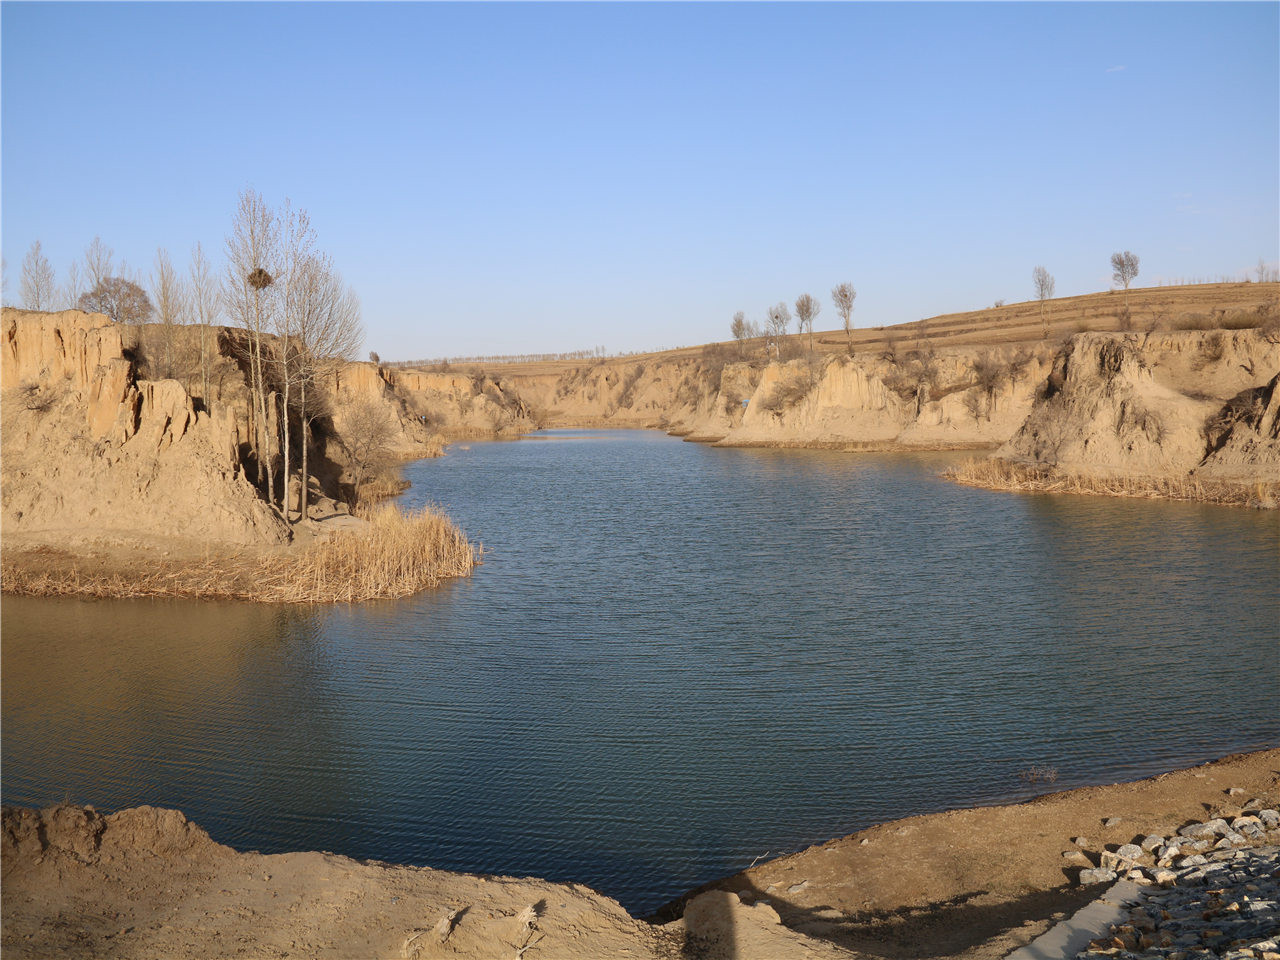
[3,2,1277,360]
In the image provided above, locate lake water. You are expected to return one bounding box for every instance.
[3,430,1278,913]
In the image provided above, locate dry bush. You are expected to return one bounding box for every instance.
[18,380,55,412]
[944,458,1276,508]
[1195,330,1227,369]
[1173,312,1214,331]
[757,373,814,415]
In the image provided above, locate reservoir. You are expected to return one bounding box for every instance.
[3,430,1278,913]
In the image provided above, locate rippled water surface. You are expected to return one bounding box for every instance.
[4,431,1278,912]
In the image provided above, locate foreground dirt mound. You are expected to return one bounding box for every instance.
[5,751,1277,959]
[2,308,286,549]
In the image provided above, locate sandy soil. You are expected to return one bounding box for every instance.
[4,749,1277,959]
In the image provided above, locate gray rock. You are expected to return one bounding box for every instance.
[1102,816,1122,828]
[1178,854,1208,867]
[1260,809,1280,827]
[1140,835,1164,852]
[1072,836,1091,848]
[1116,843,1145,860]
[1079,867,1117,885]
[1179,821,1218,838]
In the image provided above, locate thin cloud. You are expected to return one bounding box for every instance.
[1105,65,1127,73]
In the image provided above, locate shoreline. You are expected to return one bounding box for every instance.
[4,748,1278,959]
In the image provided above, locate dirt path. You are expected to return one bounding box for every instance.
[3,749,1277,959]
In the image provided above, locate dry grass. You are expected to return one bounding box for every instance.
[945,457,1278,509]
[258,505,477,602]
[1,506,479,603]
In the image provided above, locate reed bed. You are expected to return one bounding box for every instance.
[257,505,478,603]
[1,506,479,603]
[945,457,1278,509]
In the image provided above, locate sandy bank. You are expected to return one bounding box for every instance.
[4,749,1276,959]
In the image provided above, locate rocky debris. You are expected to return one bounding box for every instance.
[1075,845,1280,960]
[1076,812,1280,891]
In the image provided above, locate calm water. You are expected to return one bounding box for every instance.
[3,430,1278,913]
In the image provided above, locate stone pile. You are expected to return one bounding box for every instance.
[1074,809,1280,889]
[1070,804,1280,960]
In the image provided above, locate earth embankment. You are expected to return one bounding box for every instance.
[4,750,1277,960]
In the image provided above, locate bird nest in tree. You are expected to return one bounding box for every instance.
[248,267,274,289]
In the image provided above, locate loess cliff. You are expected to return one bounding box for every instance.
[995,329,1280,485]
[2,309,285,549]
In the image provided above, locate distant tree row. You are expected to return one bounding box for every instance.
[1029,251,1140,337]
[730,283,858,360]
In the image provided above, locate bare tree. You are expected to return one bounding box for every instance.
[151,248,189,379]
[832,282,856,354]
[225,188,281,509]
[730,310,750,357]
[270,200,320,529]
[78,277,153,324]
[1033,266,1055,338]
[766,302,791,359]
[20,241,55,311]
[795,293,820,357]
[293,253,363,520]
[188,242,220,401]
[1110,251,1140,309]
[59,261,85,311]
[341,399,396,507]
[84,237,114,292]
[369,350,380,365]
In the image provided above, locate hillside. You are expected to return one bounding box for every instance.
[383,283,1280,503]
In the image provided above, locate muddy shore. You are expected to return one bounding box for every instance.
[4,748,1277,959]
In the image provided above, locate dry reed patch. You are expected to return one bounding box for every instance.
[945,457,1277,509]
[258,505,478,603]
[1,506,478,603]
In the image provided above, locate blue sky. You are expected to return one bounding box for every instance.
[3,2,1277,360]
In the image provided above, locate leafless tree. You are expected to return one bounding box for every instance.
[78,276,153,324]
[795,293,820,357]
[766,302,791,359]
[1110,251,1140,310]
[225,188,281,508]
[369,350,381,365]
[59,261,85,311]
[341,399,397,507]
[1033,266,1055,338]
[20,241,55,311]
[293,254,363,520]
[832,283,856,354]
[269,200,321,529]
[151,248,189,379]
[189,242,220,401]
[84,237,114,292]
[730,310,750,357]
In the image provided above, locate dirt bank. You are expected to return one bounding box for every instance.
[384,284,1280,505]
[4,749,1276,959]
[1,308,478,601]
